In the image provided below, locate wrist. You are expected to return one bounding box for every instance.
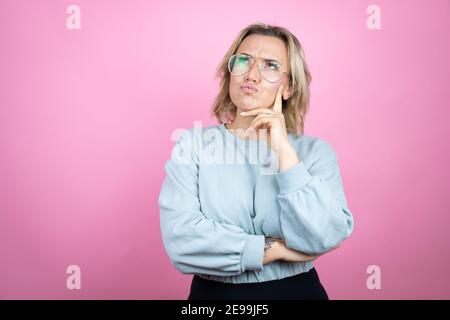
[263,238,282,264]
[264,238,276,256]
[277,144,299,173]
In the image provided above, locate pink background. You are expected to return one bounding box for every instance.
[0,0,449,299]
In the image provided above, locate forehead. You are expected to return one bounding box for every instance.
[236,34,288,65]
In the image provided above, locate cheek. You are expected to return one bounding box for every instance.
[229,81,238,100]
[263,86,278,99]
[229,78,239,95]
[261,85,283,107]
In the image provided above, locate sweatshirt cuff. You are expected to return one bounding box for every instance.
[241,234,265,272]
[275,161,313,194]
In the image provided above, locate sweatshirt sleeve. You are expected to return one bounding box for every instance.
[158,130,265,276]
[275,140,355,255]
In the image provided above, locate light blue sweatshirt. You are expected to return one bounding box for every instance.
[158,123,354,284]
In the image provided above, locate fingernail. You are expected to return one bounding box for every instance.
[240,112,246,115]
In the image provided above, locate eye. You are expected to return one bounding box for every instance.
[237,55,250,64]
[265,61,281,70]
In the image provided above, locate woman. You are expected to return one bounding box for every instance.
[158,22,354,300]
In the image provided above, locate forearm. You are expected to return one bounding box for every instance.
[275,142,355,255]
[262,237,328,264]
[277,143,300,173]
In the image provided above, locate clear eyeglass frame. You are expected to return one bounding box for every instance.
[227,53,290,83]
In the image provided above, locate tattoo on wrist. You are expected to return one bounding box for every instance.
[264,238,276,256]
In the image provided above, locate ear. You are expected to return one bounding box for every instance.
[282,85,295,100]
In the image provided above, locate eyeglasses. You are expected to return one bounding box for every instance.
[228,53,290,83]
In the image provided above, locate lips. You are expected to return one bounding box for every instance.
[240,85,258,93]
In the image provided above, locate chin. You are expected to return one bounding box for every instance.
[238,100,261,110]
[237,105,254,112]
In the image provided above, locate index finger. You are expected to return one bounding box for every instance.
[272,84,284,113]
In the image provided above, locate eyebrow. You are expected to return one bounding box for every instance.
[238,52,282,64]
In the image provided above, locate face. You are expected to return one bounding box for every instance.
[229,34,293,112]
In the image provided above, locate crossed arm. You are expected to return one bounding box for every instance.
[263,237,341,265]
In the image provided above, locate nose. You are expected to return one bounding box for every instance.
[244,60,261,83]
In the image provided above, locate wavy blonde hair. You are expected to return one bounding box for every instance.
[211,22,312,138]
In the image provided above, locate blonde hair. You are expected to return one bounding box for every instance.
[211,22,312,138]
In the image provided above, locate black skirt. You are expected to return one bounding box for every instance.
[187,267,329,300]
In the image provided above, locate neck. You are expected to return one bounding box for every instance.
[226,108,253,130]
[225,109,260,140]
